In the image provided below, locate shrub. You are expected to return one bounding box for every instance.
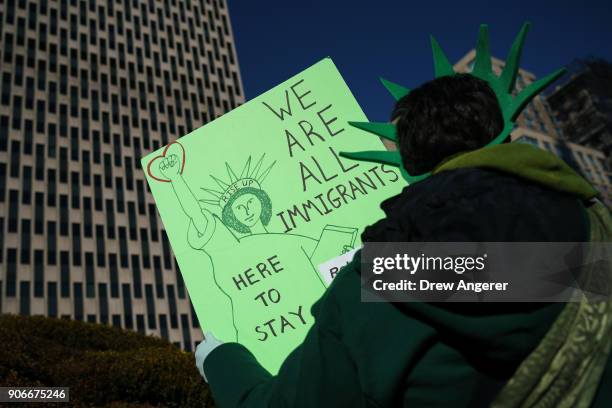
[0,314,215,407]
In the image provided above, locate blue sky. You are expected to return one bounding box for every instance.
[227,0,612,122]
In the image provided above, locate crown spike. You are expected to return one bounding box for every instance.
[499,22,530,94]
[257,160,276,184]
[239,156,252,178]
[209,175,229,190]
[226,162,238,183]
[339,150,403,167]
[250,154,266,179]
[508,67,566,121]
[200,187,223,199]
[472,24,492,79]
[430,36,455,78]
[199,199,220,206]
[348,121,398,142]
[379,77,410,101]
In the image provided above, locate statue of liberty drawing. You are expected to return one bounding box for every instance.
[151,141,357,355]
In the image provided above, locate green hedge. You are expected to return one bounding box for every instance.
[0,314,215,407]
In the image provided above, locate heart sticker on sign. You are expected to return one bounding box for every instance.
[146,141,186,183]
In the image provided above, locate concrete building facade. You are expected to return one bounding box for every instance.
[0,0,244,351]
[546,58,612,170]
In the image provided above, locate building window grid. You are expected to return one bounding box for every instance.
[0,0,242,348]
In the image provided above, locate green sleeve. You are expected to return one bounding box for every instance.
[204,274,362,407]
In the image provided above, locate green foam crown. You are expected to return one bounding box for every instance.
[340,23,566,183]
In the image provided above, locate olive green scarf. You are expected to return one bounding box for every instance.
[432,142,598,201]
[434,143,611,407]
[492,200,612,408]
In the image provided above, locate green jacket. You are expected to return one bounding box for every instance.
[205,143,611,407]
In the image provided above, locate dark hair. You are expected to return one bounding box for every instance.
[391,74,504,175]
[221,187,272,234]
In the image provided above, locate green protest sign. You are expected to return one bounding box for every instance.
[141,58,403,373]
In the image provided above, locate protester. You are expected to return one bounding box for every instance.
[195,72,612,408]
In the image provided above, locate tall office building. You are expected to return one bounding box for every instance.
[454,50,612,206]
[546,58,612,170]
[0,0,244,351]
